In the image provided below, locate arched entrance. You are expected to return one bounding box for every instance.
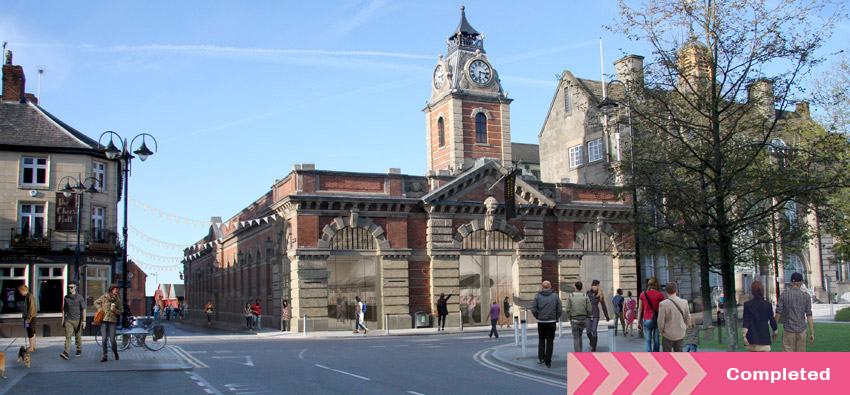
[576,223,616,303]
[326,226,380,331]
[458,229,517,326]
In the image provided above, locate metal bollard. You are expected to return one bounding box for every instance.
[385,313,389,336]
[558,315,563,339]
[514,316,519,346]
[521,310,528,358]
[303,314,307,337]
[459,310,463,332]
[608,323,616,352]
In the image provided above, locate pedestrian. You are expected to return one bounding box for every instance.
[252,299,262,331]
[657,282,690,352]
[565,281,591,353]
[684,317,715,352]
[624,291,637,337]
[18,285,37,352]
[503,296,512,329]
[205,300,214,325]
[532,280,563,367]
[586,280,610,352]
[742,281,778,352]
[435,293,451,331]
[153,304,161,320]
[336,292,347,322]
[60,281,86,359]
[244,302,253,330]
[637,277,664,352]
[774,272,814,352]
[166,305,172,321]
[468,295,479,323]
[612,288,626,336]
[94,284,122,362]
[281,300,291,332]
[183,301,189,319]
[354,296,368,334]
[486,300,500,339]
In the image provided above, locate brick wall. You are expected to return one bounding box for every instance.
[319,175,384,193]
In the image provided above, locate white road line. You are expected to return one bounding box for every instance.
[473,348,566,389]
[298,348,307,360]
[314,364,371,381]
[187,372,224,395]
[215,350,234,353]
[408,391,425,395]
[173,345,210,368]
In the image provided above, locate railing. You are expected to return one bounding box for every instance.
[86,229,118,249]
[10,227,52,249]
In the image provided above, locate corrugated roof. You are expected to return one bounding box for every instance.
[0,99,100,150]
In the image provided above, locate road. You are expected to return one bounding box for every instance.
[7,322,563,395]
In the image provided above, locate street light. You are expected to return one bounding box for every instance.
[598,79,642,295]
[57,174,99,286]
[98,131,158,326]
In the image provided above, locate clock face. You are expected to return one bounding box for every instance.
[433,65,444,89]
[468,60,491,84]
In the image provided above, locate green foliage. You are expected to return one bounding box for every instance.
[701,322,850,352]
[836,307,850,322]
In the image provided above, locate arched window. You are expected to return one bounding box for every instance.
[475,112,487,143]
[438,117,445,147]
[784,255,804,283]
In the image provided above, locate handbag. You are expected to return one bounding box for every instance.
[94,309,104,324]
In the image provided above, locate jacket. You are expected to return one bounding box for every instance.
[565,291,591,320]
[23,292,37,321]
[587,290,610,320]
[436,295,451,316]
[742,298,778,346]
[531,289,562,322]
[94,293,122,323]
[657,295,690,341]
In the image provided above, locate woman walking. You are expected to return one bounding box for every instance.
[94,284,122,362]
[624,291,637,337]
[638,277,664,352]
[252,299,262,331]
[354,296,368,334]
[205,300,214,325]
[742,281,778,352]
[281,300,291,332]
[244,302,253,330]
[435,293,451,331]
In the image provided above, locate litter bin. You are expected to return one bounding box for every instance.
[414,311,431,328]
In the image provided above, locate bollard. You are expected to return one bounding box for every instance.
[303,314,307,337]
[558,315,563,339]
[385,313,389,336]
[459,310,463,332]
[521,310,528,358]
[608,323,616,352]
[514,316,519,346]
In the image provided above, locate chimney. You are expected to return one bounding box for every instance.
[2,50,26,102]
[795,102,810,118]
[614,54,644,89]
[747,79,775,119]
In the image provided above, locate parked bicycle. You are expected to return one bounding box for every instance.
[95,316,167,351]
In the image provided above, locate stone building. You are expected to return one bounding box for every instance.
[0,51,120,336]
[184,8,636,331]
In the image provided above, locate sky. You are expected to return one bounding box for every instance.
[1,1,847,296]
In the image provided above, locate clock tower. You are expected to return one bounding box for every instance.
[424,6,512,174]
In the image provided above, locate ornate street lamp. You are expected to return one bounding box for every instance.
[57,174,99,287]
[98,131,157,327]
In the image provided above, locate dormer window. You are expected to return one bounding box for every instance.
[475,113,487,144]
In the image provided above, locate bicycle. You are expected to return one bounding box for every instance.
[94,316,167,351]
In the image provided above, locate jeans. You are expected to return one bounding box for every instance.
[64,320,83,354]
[438,315,446,329]
[281,320,288,332]
[101,321,117,356]
[355,315,367,331]
[587,317,600,337]
[684,344,698,352]
[254,314,261,330]
[538,322,556,363]
[642,319,660,352]
[489,318,499,338]
[571,319,587,352]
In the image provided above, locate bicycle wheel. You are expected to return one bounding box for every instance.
[131,333,145,347]
[94,326,102,347]
[144,331,166,351]
[118,333,132,351]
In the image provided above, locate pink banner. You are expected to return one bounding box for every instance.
[568,352,850,394]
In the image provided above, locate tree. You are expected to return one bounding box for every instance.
[610,0,849,351]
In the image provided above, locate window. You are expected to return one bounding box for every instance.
[784,255,804,283]
[19,203,47,237]
[35,265,65,313]
[93,161,106,191]
[587,138,603,162]
[438,118,445,147]
[86,265,111,313]
[92,206,105,241]
[569,145,583,168]
[784,201,797,231]
[0,265,27,315]
[21,157,47,186]
[475,113,487,144]
[564,86,572,116]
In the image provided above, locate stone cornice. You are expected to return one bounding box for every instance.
[516,249,545,259]
[287,248,331,259]
[427,249,461,258]
[380,249,413,259]
[557,249,584,259]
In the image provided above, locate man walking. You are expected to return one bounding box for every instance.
[657,282,690,352]
[532,281,562,368]
[612,288,626,336]
[60,281,86,359]
[775,272,814,352]
[564,281,590,353]
[586,280,610,352]
[18,285,37,352]
[486,300,500,339]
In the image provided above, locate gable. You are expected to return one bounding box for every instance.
[422,160,555,207]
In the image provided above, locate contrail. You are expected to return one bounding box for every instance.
[77,43,430,59]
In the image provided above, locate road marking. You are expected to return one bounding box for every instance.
[215,350,233,353]
[298,348,307,360]
[408,391,425,395]
[315,364,371,381]
[186,371,223,395]
[188,350,208,354]
[212,356,255,367]
[173,345,210,368]
[473,348,566,389]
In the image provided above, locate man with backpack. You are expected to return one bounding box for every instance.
[565,281,591,353]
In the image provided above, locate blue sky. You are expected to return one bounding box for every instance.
[2,1,846,295]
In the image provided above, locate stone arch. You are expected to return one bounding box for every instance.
[316,212,390,250]
[574,222,622,254]
[470,107,492,119]
[452,218,522,249]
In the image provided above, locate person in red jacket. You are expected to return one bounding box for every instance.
[252,299,262,331]
[637,277,665,352]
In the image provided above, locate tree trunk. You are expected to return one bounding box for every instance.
[719,230,740,352]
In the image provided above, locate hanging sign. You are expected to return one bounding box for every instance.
[55,194,78,231]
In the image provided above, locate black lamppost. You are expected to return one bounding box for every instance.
[98,131,157,326]
[58,174,99,286]
[598,79,642,294]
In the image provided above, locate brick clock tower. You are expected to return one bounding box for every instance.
[424,6,512,173]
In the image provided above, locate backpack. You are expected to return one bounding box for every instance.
[361,302,366,313]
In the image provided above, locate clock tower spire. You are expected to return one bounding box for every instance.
[424,6,512,174]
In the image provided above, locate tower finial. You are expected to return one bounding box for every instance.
[461,6,465,11]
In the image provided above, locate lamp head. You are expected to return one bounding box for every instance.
[61,182,74,198]
[133,141,154,161]
[598,97,619,114]
[104,140,121,160]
